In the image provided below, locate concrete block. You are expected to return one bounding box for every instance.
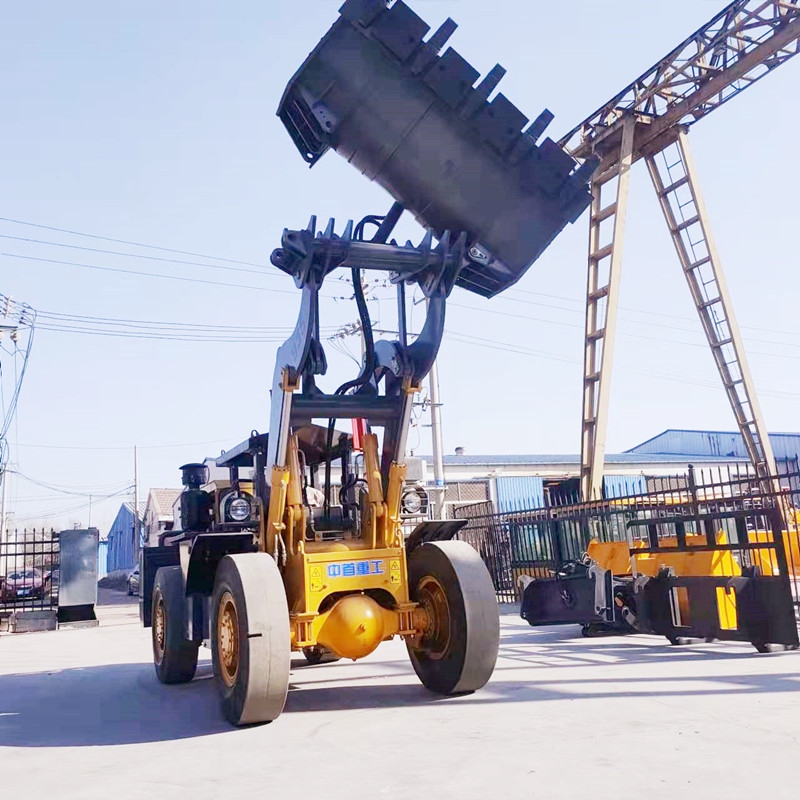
[10,610,58,633]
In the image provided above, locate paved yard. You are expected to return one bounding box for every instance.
[1,591,799,799]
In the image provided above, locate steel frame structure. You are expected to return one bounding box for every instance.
[559,0,800,501]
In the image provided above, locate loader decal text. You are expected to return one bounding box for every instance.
[326,560,385,578]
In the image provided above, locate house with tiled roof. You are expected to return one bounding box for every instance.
[143,488,182,547]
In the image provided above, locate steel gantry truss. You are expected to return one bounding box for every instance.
[558,0,800,501]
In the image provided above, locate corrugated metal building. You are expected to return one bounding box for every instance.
[625,429,800,461]
[495,476,545,513]
[106,502,143,573]
[423,427,800,515]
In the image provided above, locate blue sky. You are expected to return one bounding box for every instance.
[1,0,798,533]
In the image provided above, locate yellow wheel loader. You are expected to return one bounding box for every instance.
[139,0,596,725]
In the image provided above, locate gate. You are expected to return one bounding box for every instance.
[0,528,60,630]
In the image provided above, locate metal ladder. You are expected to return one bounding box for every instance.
[580,118,635,502]
[645,130,778,481]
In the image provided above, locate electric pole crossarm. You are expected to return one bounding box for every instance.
[560,0,800,160]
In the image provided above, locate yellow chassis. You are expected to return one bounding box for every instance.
[258,430,422,660]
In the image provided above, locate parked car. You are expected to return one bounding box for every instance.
[1,568,48,601]
[127,564,140,596]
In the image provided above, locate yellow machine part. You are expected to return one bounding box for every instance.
[587,534,742,631]
[314,593,399,659]
[586,540,644,575]
[747,529,800,576]
[286,543,416,656]
[586,534,742,578]
[632,532,741,579]
[264,429,418,660]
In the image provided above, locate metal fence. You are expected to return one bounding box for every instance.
[457,466,800,605]
[0,529,60,623]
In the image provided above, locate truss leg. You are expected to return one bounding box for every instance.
[645,130,778,482]
[580,118,635,502]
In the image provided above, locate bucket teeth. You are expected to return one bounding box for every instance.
[419,229,433,252]
[306,215,317,235]
[342,219,353,241]
[324,217,335,239]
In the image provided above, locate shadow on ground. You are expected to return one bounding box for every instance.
[3,623,800,748]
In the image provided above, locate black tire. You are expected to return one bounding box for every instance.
[152,566,199,684]
[211,553,290,726]
[407,540,500,695]
[302,646,341,665]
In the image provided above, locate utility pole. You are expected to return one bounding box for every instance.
[425,298,446,519]
[88,494,92,530]
[428,358,445,519]
[133,446,139,554]
[0,464,7,546]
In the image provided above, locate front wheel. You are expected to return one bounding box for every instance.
[211,553,290,726]
[407,541,500,695]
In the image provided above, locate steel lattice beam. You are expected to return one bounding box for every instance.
[561,0,800,164]
[571,0,799,501]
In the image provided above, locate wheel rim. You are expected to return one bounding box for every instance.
[415,576,451,659]
[217,591,240,687]
[153,596,166,666]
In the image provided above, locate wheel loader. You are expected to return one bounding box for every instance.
[139,0,597,725]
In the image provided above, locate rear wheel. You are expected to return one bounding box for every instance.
[407,541,499,695]
[302,646,341,665]
[211,553,290,726]
[152,566,199,684]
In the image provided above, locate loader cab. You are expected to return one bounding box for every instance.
[189,424,367,544]
[291,423,361,541]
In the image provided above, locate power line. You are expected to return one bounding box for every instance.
[1,251,303,295]
[443,329,800,401]
[6,214,800,343]
[0,216,267,269]
[0,233,288,280]
[13,436,242,451]
[447,300,800,362]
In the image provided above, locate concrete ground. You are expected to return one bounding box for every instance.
[1,591,799,799]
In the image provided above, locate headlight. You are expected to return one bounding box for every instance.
[228,497,251,522]
[401,487,424,515]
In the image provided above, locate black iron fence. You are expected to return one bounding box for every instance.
[457,466,800,605]
[0,529,60,623]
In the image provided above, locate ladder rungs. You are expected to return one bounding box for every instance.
[590,243,614,262]
[588,286,610,302]
[723,378,744,389]
[672,215,700,233]
[686,256,710,271]
[585,371,601,383]
[699,297,721,309]
[587,330,605,342]
[658,175,689,197]
[711,337,733,348]
[591,203,617,224]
